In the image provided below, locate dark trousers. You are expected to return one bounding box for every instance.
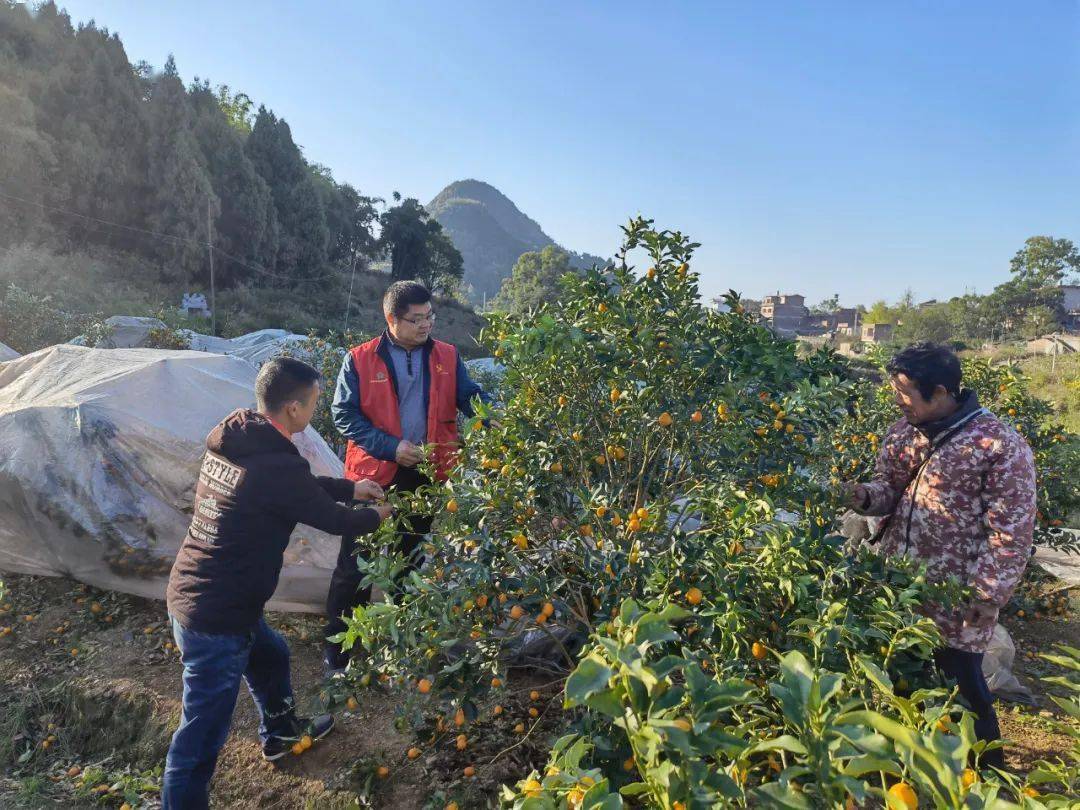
[162,616,294,809]
[323,466,433,668]
[935,647,1004,768]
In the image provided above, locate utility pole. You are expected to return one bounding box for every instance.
[343,254,358,334]
[207,198,216,336]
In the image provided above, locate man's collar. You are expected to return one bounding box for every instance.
[382,329,430,352]
[914,389,980,439]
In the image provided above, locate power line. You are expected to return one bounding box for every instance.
[0,185,351,286]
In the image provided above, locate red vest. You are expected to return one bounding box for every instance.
[343,336,459,486]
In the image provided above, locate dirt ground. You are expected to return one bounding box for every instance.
[0,570,1076,808]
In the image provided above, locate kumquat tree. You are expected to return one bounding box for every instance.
[329,218,1078,808]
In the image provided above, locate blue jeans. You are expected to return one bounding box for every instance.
[162,616,295,810]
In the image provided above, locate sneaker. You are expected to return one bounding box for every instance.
[323,651,348,680]
[262,713,335,761]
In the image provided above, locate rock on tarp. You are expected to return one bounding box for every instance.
[0,345,345,612]
[0,341,19,361]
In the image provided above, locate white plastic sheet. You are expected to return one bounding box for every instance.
[182,327,312,368]
[99,316,168,349]
[0,341,19,361]
[0,345,344,612]
[983,623,1034,703]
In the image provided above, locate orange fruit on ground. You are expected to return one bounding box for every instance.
[751,642,768,660]
[548,461,563,473]
[493,705,504,716]
[571,431,582,441]
[529,707,539,718]
[691,410,703,422]
[627,519,641,532]
[512,534,528,550]
[514,722,525,733]
[609,388,620,402]
[491,676,502,687]
[446,499,458,513]
[558,395,568,406]
[446,803,459,810]
[454,708,465,727]
[887,782,918,809]
[541,602,555,617]
[635,508,649,519]
[299,734,313,750]
[686,587,703,606]
[67,766,81,778]
[377,765,390,778]
[535,613,548,625]
[530,690,540,701]
[456,734,467,751]
[291,742,304,755]
[597,303,608,314]
[578,524,593,537]
[476,594,488,608]
[510,605,525,620]
[463,765,476,778]
[595,505,608,518]
[418,678,432,694]
[610,514,623,527]
[623,757,635,771]
[346,696,359,711]
[408,747,421,760]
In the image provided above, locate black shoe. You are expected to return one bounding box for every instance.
[323,650,348,679]
[262,713,335,761]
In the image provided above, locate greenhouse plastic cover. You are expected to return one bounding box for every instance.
[0,344,345,612]
[182,327,312,368]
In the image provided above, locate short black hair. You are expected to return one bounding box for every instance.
[886,342,962,400]
[383,280,432,319]
[255,357,321,411]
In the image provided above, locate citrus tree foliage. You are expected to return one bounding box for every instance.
[335,219,1075,807]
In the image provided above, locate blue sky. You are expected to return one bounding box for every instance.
[57,1,1080,306]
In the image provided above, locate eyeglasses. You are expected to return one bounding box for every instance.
[399,312,436,325]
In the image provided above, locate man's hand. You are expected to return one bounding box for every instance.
[353,479,385,502]
[842,482,868,510]
[372,503,394,522]
[395,440,425,468]
[962,601,997,630]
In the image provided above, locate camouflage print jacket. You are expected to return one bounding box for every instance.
[856,394,1037,652]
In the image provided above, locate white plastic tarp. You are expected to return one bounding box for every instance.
[0,341,19,361]
[100,316,168,349]
[0,345,345,612]
[182,328,312,368]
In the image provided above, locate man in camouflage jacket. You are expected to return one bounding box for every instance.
[846,343,1036,768]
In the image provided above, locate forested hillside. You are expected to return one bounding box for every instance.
[0,1,480,346]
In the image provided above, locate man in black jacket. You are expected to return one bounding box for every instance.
[163,358,391,810]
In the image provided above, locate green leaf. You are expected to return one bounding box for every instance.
[565,655,615,707]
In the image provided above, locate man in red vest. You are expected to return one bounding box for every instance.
[323,280,492,673]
